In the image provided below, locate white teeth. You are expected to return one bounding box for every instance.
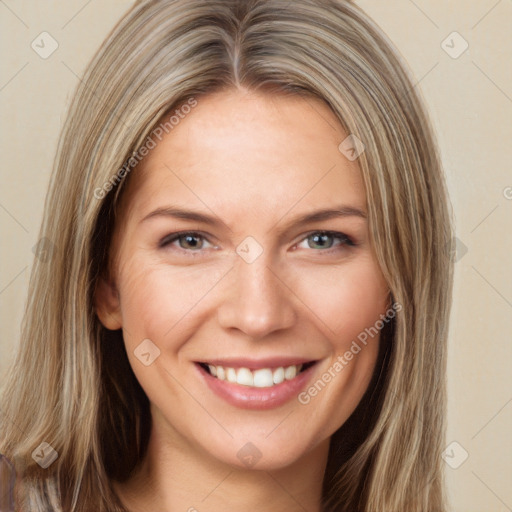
[253,368,273,388]
[236,368,253,386]
[205,363,304,388]
[284,365,297,380]
[226,367,237,383]
[273,367,285,384]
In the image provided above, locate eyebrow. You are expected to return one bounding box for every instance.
[140,204,367,232]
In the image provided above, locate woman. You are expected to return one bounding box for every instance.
[0,0,454,510]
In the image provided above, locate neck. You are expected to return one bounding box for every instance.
[114,410,330,512]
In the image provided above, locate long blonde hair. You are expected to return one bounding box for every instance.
[0,1,454,510]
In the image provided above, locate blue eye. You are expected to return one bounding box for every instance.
[297,231,355,251]
[159,230,356,256]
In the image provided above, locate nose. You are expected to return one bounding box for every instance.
[216,254,296,339]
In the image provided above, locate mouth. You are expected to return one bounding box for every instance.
[196,360,317,388]
[195,358,319,410]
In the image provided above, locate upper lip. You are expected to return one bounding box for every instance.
[196,357,316,370]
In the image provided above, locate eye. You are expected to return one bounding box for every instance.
[295,231,356,252]
[159,231,216,253]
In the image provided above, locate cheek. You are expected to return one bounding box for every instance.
[116,255,228,347]
[289,258,389,439]
[290,256,389,346]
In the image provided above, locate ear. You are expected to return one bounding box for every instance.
[94,276,122,330]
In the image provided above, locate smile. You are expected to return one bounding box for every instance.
[198,362,316,388]
[195,358,319,410]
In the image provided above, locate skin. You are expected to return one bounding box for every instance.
[95,88,390,512]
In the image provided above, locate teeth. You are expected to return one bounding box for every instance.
[273,367,285,384]
[216,366,225,380]
[284,365,297,380]
[236,368,253,386]
[253,368,273,388]
[205,363,304,388]
[226,367,237,383]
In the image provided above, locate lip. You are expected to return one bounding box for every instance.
[195,360,318,410]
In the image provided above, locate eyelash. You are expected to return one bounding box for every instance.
[158,230,356,257]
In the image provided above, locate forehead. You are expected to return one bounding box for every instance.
[119,89,366,224]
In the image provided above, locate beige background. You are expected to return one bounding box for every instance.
[1,1,511,510]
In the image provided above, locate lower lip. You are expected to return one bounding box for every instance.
[195,363,317,410]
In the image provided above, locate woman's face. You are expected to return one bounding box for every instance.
[96,89,390,470]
